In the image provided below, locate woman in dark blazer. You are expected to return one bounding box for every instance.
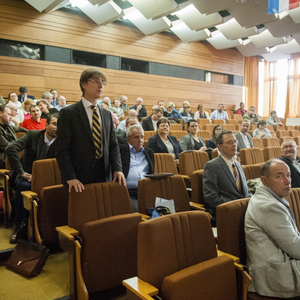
[206,124,223,149]
[179,119,206,151]
[147,118,183,165]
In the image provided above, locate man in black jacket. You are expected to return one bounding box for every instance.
[130,97,147,121]
[6,114,58,243]
[279,139,300,188]
[119,124,154,212]
[142,107,163,131]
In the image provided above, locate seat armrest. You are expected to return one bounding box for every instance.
[138,213,150,220]
[217,250,240,263]
[189,202,205,210]
[21,191,38,211]
[56,225,79,241]
[0,169,10,175]
[123,277,158,300]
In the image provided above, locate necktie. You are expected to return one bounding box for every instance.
[92,105,101,159]
[232,163,241,192]
[39,142,49,159]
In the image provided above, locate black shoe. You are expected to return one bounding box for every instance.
[9,220,27,244]
[9,226,19,244]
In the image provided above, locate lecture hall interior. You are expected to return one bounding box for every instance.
[1,0,300,299]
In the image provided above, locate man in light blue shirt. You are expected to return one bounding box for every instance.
[210,103,228,124]
[119,125,154,212]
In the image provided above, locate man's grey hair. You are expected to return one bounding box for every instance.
[241,119,250,125]
[120,95,127,101]
[41,92,53,99]
[216,130,234,145]
[128,109,138,117]
[281,139,297,151]
[125,116,138,126]
[126,124,144,137]
[261,158,285,177]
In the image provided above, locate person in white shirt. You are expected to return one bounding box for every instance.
[55,95,69,111]
[235,120,253,153]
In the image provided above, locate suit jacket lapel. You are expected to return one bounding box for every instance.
[36,131,45,159]
[237,132,246,149]
[218,156,239,189]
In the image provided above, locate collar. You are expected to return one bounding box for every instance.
[44,132,55,146]
[239,131,248,136]
[220,154,235,165]
[82,97,98,109]
[260,185,289,204]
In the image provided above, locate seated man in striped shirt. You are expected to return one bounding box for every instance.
[210,103,228,124]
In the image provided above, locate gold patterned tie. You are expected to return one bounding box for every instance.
[92,105,101,159]
[232,163,241,192]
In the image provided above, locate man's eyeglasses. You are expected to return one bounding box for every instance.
[88,79,107,86]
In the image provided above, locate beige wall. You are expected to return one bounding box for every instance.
[0,0,244,110]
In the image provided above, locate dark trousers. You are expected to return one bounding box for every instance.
[128,188,138,212]
[13,177,31,227]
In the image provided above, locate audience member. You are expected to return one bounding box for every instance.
[166,102,181,122]
[118,109,138,131]
[179,119,207,151]
[206,124,223,149]
[178,101,191,113]
[236,102,247,116]
[158,100,171,118]
[20,99,35,120]
[6,114,58,244]
[210,104,228,123]
[0,96,5,106]
[55,67,124,193]
[147,118,183,167]
[6,102,24,126]
[101,102,119,128]
[50,89,58,107]
[41,91,54,108]
[116,116,139,144]
[194,104,210,119]
[119,125,154,212]
[18,86,35,103]
[8,92,21,109]
[180,105,194,118]
[243,106,259,124]
[37,99,59,119]
[235,120,253,153]
[0,105,28,168]
[266,110,283,131]
[279,139,300,188]
[142,107,163,131]
[97,96,111,108]
[130,97,147,121]
[21,105,46,130]
[55,95,69,111]
[203,130,251,225]
[252,119,272,139]
[110,99,124,119]
[119,95,129,111]
[245,159,300,298]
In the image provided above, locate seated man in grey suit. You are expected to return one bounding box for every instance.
[142,107,163,131]
[203,130,252,226]
[235,120,253,153]
[279,139,300,188]
[245,159,300,298]
[118,125,154,212]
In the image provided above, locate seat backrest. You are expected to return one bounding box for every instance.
[226,119,238,126]
[169,124,182,131]
[252,137,263,149]
[217,198,250,265]
[289,130,300,137]
[285,188,300,232]
[263,146,281,161]
[239,148,264,165]
[16,131,26,139]
[190,169,205,205]
[242,163,263,180]
[169,130,186,141]
[233,115,243,121]
[262,137,280,148]
[197,119,210,126]
[144,131,156,140]
[179,151,209,176]
[279,136,294,145]
[198,130,211,139]
[68,182,133,233]
[211,148,219,159]
[154,153,178,174]
[211,119,224,125]
[203,124,214,133]
[138,211,217,289]
[295,136,300,146]
[222,124,235,131]
[286,125,295,131]
[31,158,61,197]
[276,130,289,138]
[137,175,190,214]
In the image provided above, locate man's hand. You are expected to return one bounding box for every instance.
[174,159,179,167]
[136,105,142,113]
[199,146,207,151]
[67,179,84,193]
[22,172,32,182]
[113,171,126,187]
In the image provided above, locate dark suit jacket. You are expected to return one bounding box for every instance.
[116,130,127,145]
[55,100,122,184]
[235,131,254,152]
[142,116,155,131]
[203,155,252,217]
[41,108,59,119]
[279,156,300,188]
[5,130,56,182]
[119,144,154,178]
[18,95,35,103]
[130,105,147,121]
[0,124,28,168]
[147,134,183,159]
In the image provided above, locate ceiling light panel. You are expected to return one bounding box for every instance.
[189,0,244,15]
[216,18,258,40]
[265,15,300,38]
[288,7,300,24]
[249,29,287,48]
[127,0,178,20]
[206,32,242,49]
[175,4,223,31]
[262,49,291,62]
[236,42,269,56]
[276,39,300,54]
[88,0,110,5]
[25,0,66,12]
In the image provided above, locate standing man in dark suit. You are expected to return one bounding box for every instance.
[119,125,154,212]
[203,130,252,226]
[6,114,58,243]
[55,68,125,193]
[235,120,253,153]
[142,107,163,131]
[279,139,300,188]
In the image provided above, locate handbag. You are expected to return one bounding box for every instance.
[6,239,50,277]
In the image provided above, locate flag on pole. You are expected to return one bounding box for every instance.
[268,0,299,14]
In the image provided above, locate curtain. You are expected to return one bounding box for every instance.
[244,57,259,110]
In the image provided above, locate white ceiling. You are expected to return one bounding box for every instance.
[24,0,300,62]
